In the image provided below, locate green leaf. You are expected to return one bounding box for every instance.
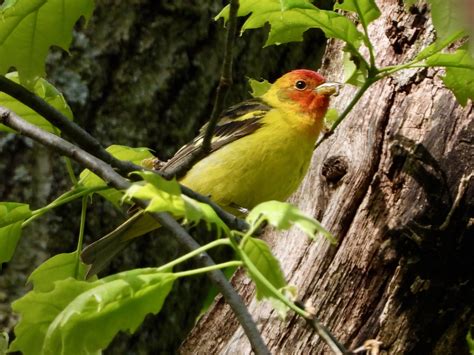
[415,30,466,61]
[343,50,368,86]
[0,0,95,85]
[217,0,363,49]
[426,47,474,106]
[0,72,73,134]
[10,269,176,355]
[79,145,154,207]
[248,77,271,97]
[0,331,8,355]
[427,0,464,39]
[0,202,32,265]
[324,108,339,127]
[334,0,381,27]
[240,237,286,300]
[468,329,474,355]
[125,171,230,235]
[28,252,89,293]
[247,201,336,243]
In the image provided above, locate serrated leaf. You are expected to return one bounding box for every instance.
[79,145,154,207]
[0,202,31,265]
[125,171,230,235]
[10,269,175,355]
[247,200,335,243]
[248,77,271,97]
[0,0,95,85]
[28,252,89,293]
[217,0,363,49]
[334,0,381,27]
[0,72,73,134]
[426,47,474,105]
[427,0,464,39]
[241,237,286,300]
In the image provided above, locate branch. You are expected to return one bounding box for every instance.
[0,106,269,355]
[0,74,248,232]
[162,0,240,178]
[0,75,140,174]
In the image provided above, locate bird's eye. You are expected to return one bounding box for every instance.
[295,80,307,90]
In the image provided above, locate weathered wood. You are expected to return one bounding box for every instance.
[181,1,474,353]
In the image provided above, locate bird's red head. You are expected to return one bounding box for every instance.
[271,69,339,120]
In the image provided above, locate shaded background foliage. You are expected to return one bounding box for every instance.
[0,0,331,352]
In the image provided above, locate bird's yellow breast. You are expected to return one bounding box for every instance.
[180,108,320,212]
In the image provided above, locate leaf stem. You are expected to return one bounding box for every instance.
[22,186,108,227]
[315,78,374,150]
[174,261,243,278]
[74,196,88,278]
[156,238,232,272]
[64,157,78,185]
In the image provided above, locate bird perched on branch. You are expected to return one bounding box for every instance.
[82,69,340,275]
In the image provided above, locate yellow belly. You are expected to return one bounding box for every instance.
[180,109,318,211]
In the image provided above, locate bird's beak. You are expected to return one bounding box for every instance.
[315,82,343,97]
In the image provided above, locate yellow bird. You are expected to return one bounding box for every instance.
[82,69,340,275]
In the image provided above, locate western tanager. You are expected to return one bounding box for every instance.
[82,69,340,275]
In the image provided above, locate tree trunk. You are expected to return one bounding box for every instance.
[181,1,474,354]
[0,0,331,352]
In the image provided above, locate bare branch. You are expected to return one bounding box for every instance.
[162,0,240,178]
[0,106,269,355]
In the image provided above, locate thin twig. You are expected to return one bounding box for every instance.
[0,106,269,355]
[295,301,350,355]
[0,74,248,232]
[315,79,373,150]
[162,0,240,178]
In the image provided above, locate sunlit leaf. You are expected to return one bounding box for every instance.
[415,30,466,61]
[217,0,363,49]
[79,145,154,207]
[247,200,335,243]
[240,237,286,300]
[248,77,271,97]
[427,0,464,39]
[0,0,95,85]
[0,72,73,134]
[343,51,368,86]
[10,269,175,355]
[334,0,381,27]
[124,171,230,235]
[0,202,32,265]
[426,46,474,105]
[28,252,90,293]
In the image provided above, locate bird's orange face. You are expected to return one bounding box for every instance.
[274,69,339,120]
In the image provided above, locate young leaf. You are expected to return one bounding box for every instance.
[0,72,73,134]
[343,51,368,86]
[43,273,175,355]
[9,278,96,355]
[0,202,32,265]
[79,145,154,207]
[248,77,271,97]
[415,30,466,61]
[334,0,381,27]
[28,252,90,293]
[0,0,95,85]
[124,171,230,235]
[426,47,474,105]
[240,237,286,300]
[10,270,176,355]
[217,0,363,49]
[427,0,464,39]
[247,200,336,243]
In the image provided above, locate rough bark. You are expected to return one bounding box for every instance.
[0,0,331,352]
[181,1,474,354]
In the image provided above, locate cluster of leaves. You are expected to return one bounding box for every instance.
[234,0,473,107]
[1,0,473,353]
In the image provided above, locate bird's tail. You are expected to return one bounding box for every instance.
[81,211,158,277]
